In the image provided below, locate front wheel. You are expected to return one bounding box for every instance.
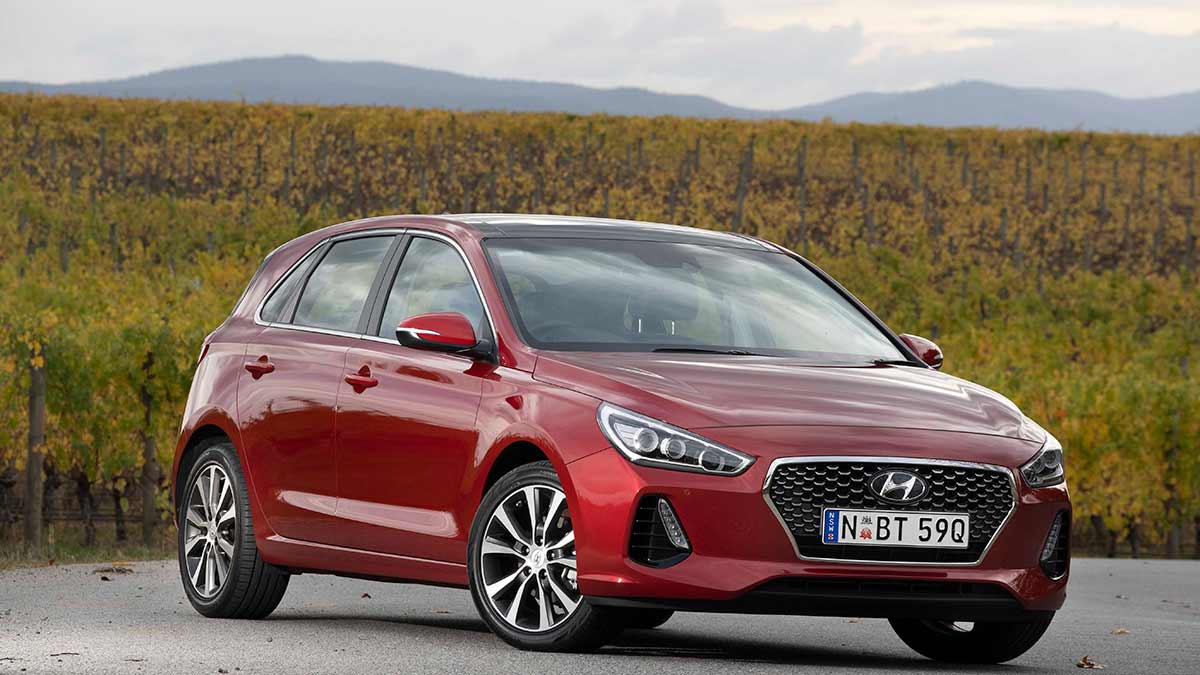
[467,461,619,651]
[889,613,1054,664]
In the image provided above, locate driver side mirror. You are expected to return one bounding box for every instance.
[899,334,943,370]
[396,312,492,360]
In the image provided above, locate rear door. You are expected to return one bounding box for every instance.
[238,233,398,544]
[331,234,491,561]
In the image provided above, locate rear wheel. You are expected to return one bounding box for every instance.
[467,461,619,651]
[178,439,289,619]
[889,614,1054,664]
[614,608,675,630]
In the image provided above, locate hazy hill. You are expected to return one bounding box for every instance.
[3,55,1197,133]
[784,81,1200,134]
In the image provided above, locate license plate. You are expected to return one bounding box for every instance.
[822,508,969,548]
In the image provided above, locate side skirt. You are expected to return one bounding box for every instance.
[259,534,469,587]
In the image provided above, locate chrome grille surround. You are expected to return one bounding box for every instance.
[762,456,1018,566]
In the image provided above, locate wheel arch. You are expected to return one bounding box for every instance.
[174,426,234,507]
[480,440,552,500]
[172,407,244,520]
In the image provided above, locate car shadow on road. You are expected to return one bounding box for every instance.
[269,612,493,634]
[267,612,1048,672]
[602,628,1046,672]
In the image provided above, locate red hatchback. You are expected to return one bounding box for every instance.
[172,214,1069,663]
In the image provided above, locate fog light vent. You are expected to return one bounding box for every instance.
[629,496,690,568]
[1039,510,1070,580]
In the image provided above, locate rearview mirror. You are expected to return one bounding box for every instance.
[899,334,943,370]
[396,312,485,357]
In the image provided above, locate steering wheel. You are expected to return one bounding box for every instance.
[533,320,629,343]
[532,320,589,341]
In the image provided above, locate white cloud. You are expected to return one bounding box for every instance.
[1,0,1198,108]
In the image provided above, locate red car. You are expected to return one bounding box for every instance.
[172,214,1069,663]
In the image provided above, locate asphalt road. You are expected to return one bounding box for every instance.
[1,558,1197,674]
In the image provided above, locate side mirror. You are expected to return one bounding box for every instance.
[899,334,943,370]
[396,312,484,357]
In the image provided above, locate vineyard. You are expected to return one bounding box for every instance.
[0,93,1196,559]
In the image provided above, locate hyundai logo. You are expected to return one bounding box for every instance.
[868,469,929,504]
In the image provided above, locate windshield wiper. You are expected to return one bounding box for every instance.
[652,347,768,356]
[871,358,920,366]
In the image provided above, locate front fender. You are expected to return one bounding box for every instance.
[463,370,612,535]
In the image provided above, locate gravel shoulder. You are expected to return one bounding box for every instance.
[1,558,1197,674]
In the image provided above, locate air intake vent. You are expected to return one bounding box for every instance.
[1040,511,1070,579]
[629,496,690,568]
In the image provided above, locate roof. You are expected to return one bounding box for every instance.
[441,214,772,250]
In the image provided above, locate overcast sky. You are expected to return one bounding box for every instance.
[2,1,1198,108]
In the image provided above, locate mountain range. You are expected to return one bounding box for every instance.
[3,55,1197,134]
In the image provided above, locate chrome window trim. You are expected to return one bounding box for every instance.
[760,455,1018,568]
[252,227,500,352]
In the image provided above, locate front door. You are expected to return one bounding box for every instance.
[333,235,491,561]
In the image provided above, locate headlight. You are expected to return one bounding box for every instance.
[597,403,754,476]
[1021,431,1065,488]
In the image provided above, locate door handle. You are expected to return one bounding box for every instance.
[344,367,378,391]
[244,357,275,378]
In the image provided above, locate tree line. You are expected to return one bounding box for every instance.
[0,93,1196,556]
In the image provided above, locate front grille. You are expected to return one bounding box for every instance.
[764,458,1015,564]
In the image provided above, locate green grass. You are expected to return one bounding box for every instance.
[0,522,174,571]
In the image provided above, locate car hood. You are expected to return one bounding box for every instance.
[534,352,1043,443]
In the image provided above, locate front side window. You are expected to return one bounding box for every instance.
[485,238,905,363]
[292,236,393,332]
[377,237,486,338]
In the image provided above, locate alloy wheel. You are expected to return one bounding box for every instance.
[479,484,580,632]
[182,463,238,598]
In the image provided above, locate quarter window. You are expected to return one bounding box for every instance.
[377,237,486,338]
[260,252,316,323]
[293,236,393,332]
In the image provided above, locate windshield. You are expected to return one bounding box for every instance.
[484,238,907,363]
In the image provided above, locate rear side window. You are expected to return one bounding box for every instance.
[293,236,393,332]
[377,237,487,338]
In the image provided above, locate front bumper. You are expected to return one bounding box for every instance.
[566,431,1069,617]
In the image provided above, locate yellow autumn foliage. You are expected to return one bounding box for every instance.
[0,93,1196,552]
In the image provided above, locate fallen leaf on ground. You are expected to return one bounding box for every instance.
[99,576,111,582]
[92,566,134,575]
[1110,628,1130,636]
[1077,655,1105,669]
[361,593,371,599]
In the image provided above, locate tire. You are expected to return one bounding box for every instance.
[467,461,620,652]
[889,613,1054,664]
[177,439,289,619]
[613,608,675,630]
